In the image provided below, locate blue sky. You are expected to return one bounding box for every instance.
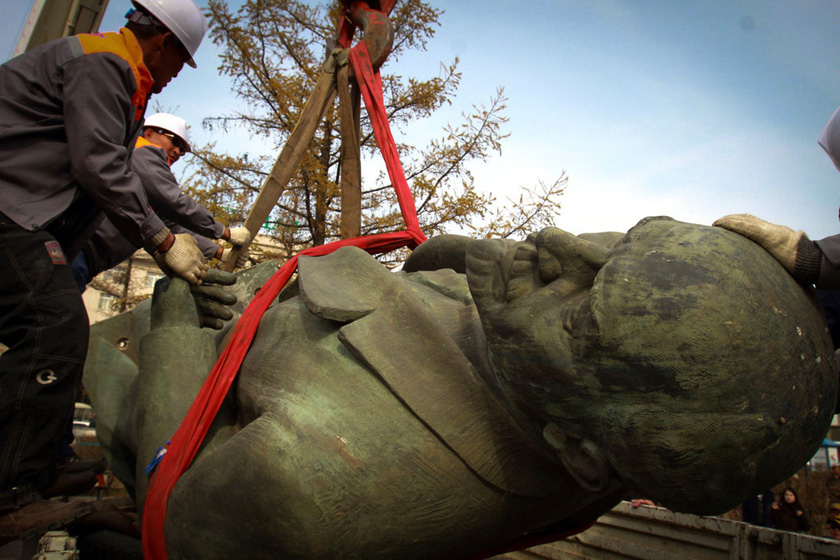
[4,0,840,239]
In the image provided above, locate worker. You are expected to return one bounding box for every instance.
[72,112,252,291]
[61,112,249,477]
[0,0,208,526]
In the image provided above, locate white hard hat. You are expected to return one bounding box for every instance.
[131,0,208,68]
[144,112,191,152]
[820,106,840,174]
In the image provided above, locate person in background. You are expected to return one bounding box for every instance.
[771,488,810,533]
[828,519,840,540]
[0,0,207,533]
[72,112,252,291]
[742,490,775,528]
[828,502,840,539]
[828,466,840,502]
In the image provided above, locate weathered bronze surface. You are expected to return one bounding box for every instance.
[84,218,837,560]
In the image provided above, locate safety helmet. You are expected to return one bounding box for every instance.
[143,113,191,152]
[821,106,840,174]
[131,0,208,68]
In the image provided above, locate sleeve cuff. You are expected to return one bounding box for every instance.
[147,226,173,255]
[794,237,822,285]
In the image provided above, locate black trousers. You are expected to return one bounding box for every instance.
[0,214,88,503]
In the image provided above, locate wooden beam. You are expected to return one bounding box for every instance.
[337,61,362,239]
[223,61,338,271]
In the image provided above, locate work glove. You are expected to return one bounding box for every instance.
[190,268,238,329]
[224,226,251,247]
[153,233,208,285]
[713,214,821,284]
[222,246,250,269]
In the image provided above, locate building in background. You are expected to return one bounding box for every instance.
[12,0,110,58]
[81,249,164,324]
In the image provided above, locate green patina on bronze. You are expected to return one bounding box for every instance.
[83,218,837,560]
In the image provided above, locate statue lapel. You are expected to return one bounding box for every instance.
[299,247,564,497]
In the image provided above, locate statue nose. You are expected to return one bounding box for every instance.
[535,227,610,284]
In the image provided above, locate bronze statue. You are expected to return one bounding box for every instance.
[83,217,837,559]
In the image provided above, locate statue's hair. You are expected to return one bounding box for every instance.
[572,218,834,514]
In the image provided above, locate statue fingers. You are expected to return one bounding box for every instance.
[191,284,238,307]
[193,297,235,329]
[202,268,238,287]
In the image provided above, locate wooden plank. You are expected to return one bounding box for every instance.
[500,503,840,560]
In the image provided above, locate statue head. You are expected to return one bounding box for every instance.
[466,216,836,514]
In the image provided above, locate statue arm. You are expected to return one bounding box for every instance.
[403,235,474,273]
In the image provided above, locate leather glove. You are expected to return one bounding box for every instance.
[222,246,250,269]
[153,233,208,285]
[224,226,251,247]
[713,214,820,283]
[190,268,237,329]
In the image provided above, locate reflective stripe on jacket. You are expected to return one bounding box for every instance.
[77,31,154,123]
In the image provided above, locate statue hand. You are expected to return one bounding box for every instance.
[403,235,473,273]
[190,268,238,329]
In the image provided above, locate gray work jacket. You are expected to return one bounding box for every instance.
[82,140,224,279]
[131,141,226,241]
[0,29,165,254]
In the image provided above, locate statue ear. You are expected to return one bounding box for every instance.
[543,422,613,492]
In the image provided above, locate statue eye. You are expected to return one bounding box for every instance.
[561,293,598,335]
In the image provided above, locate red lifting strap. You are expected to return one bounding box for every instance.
[141,12,590,558]
[140,37,426,560]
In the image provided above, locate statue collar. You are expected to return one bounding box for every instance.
[298,247,565,497]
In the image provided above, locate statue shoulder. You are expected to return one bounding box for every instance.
[298,246,401,322]
[404,235,473,273]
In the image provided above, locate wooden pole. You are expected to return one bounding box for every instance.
[222,58,338,271]
[337,61,362,239]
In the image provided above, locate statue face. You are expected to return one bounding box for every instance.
[466,216,828,412]
[464,224,611,412]
[467,217,836,514]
